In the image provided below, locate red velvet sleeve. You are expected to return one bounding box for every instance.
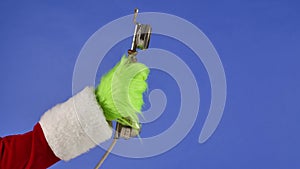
[0,123,60,169]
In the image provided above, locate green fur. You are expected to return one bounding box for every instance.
[95,55,149,129]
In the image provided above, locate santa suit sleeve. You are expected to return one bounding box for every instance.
[0,86,113,169]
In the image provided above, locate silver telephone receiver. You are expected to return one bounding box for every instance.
[94,8,152,169]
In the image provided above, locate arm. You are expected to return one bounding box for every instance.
[0,55,149,169]
[0,123,59,169]
[0,87,112,169]
[0,124,60,169]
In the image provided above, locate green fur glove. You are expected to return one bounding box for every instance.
[95,55,150,129]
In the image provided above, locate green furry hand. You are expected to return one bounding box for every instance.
[95,55,150,129]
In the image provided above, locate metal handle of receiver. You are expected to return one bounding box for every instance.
[128,8,152,63]
[117,8,152,139]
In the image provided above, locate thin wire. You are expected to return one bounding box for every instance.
[94,138,117,169]
[94,123,119,169]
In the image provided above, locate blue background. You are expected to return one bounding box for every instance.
[0,0,299,168]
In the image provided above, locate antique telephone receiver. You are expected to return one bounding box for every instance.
[94,8,152,169]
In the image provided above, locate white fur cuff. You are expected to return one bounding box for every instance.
[39,86,112,161]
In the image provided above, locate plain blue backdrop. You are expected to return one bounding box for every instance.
[0,0,299,169]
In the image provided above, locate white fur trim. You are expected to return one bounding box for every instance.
[39,86,112,161]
